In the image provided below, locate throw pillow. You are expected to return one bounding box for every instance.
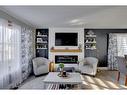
[37,62,45,68]
[83,61,89,66]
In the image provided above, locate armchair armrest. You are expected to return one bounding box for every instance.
[79,59,86,67]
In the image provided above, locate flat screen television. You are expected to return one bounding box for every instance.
[55,33,78,46]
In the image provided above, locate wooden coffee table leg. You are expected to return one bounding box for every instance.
[125,75,127,86]
[78,83,82,89]
[117,71,120,82]
[43,83,47,89]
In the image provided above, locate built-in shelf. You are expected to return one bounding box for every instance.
[85,33,96,50]
[86,48,96,50]
[50,49,82,52]
[85,42,96,44]
[36,29,48,58]
[37,42,47,44]
[37,35,48,37]
[36,48,47,49]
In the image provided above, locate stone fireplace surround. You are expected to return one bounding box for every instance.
[49,28,84,70]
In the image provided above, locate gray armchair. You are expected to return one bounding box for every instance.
[79,57,98,76]
[32,57,50,76]
[116,56,127,86]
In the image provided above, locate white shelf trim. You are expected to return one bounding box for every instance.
[85,35,96,37]
[85,42,96,44]
[37,41,47,43]
[36,48,47,49]
[37,35,48,37]
[86,48,96,50]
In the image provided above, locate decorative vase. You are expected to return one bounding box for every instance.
[59,67,64,76]
[49,62,55,72]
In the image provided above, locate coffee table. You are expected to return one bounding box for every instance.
[43,72,82,89]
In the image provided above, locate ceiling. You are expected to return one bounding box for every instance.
[0,6,127,28]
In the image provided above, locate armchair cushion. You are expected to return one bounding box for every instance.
[84,60,93,66]
[37,62,45,68]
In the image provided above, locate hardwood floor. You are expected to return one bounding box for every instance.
[76,70,127,89]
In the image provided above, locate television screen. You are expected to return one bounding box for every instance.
[55,33,78,46]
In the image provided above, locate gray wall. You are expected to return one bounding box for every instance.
[0,9,34,29]
[0,9,36,60]
[85,29,127,67]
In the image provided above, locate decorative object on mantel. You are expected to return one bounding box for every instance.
[78,44,82,49]
[51,46,54,50]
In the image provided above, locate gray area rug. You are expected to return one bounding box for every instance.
[19,76,46,89]
[18,71,127,90]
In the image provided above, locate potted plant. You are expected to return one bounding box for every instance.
[59,63,64,69]
[58,63,64,75]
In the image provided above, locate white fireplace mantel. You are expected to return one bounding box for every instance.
[48,28,84,69]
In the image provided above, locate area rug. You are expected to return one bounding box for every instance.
[18,71,127,90]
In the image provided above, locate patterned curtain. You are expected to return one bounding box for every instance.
[21,27,35,81]
[108,33,118,70]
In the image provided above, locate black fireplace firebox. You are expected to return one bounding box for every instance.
[55,55,78,64]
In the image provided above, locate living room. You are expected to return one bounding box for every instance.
[0,5,127,92]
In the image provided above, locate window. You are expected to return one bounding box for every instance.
[117,34,127,56]
[0,19,21,88]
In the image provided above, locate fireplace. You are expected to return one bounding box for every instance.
[55,55,78,64]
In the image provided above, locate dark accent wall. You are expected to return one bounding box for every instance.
[36,29,49,58]
[85,29,127,67]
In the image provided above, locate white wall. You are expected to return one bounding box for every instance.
[49,28,84,70]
